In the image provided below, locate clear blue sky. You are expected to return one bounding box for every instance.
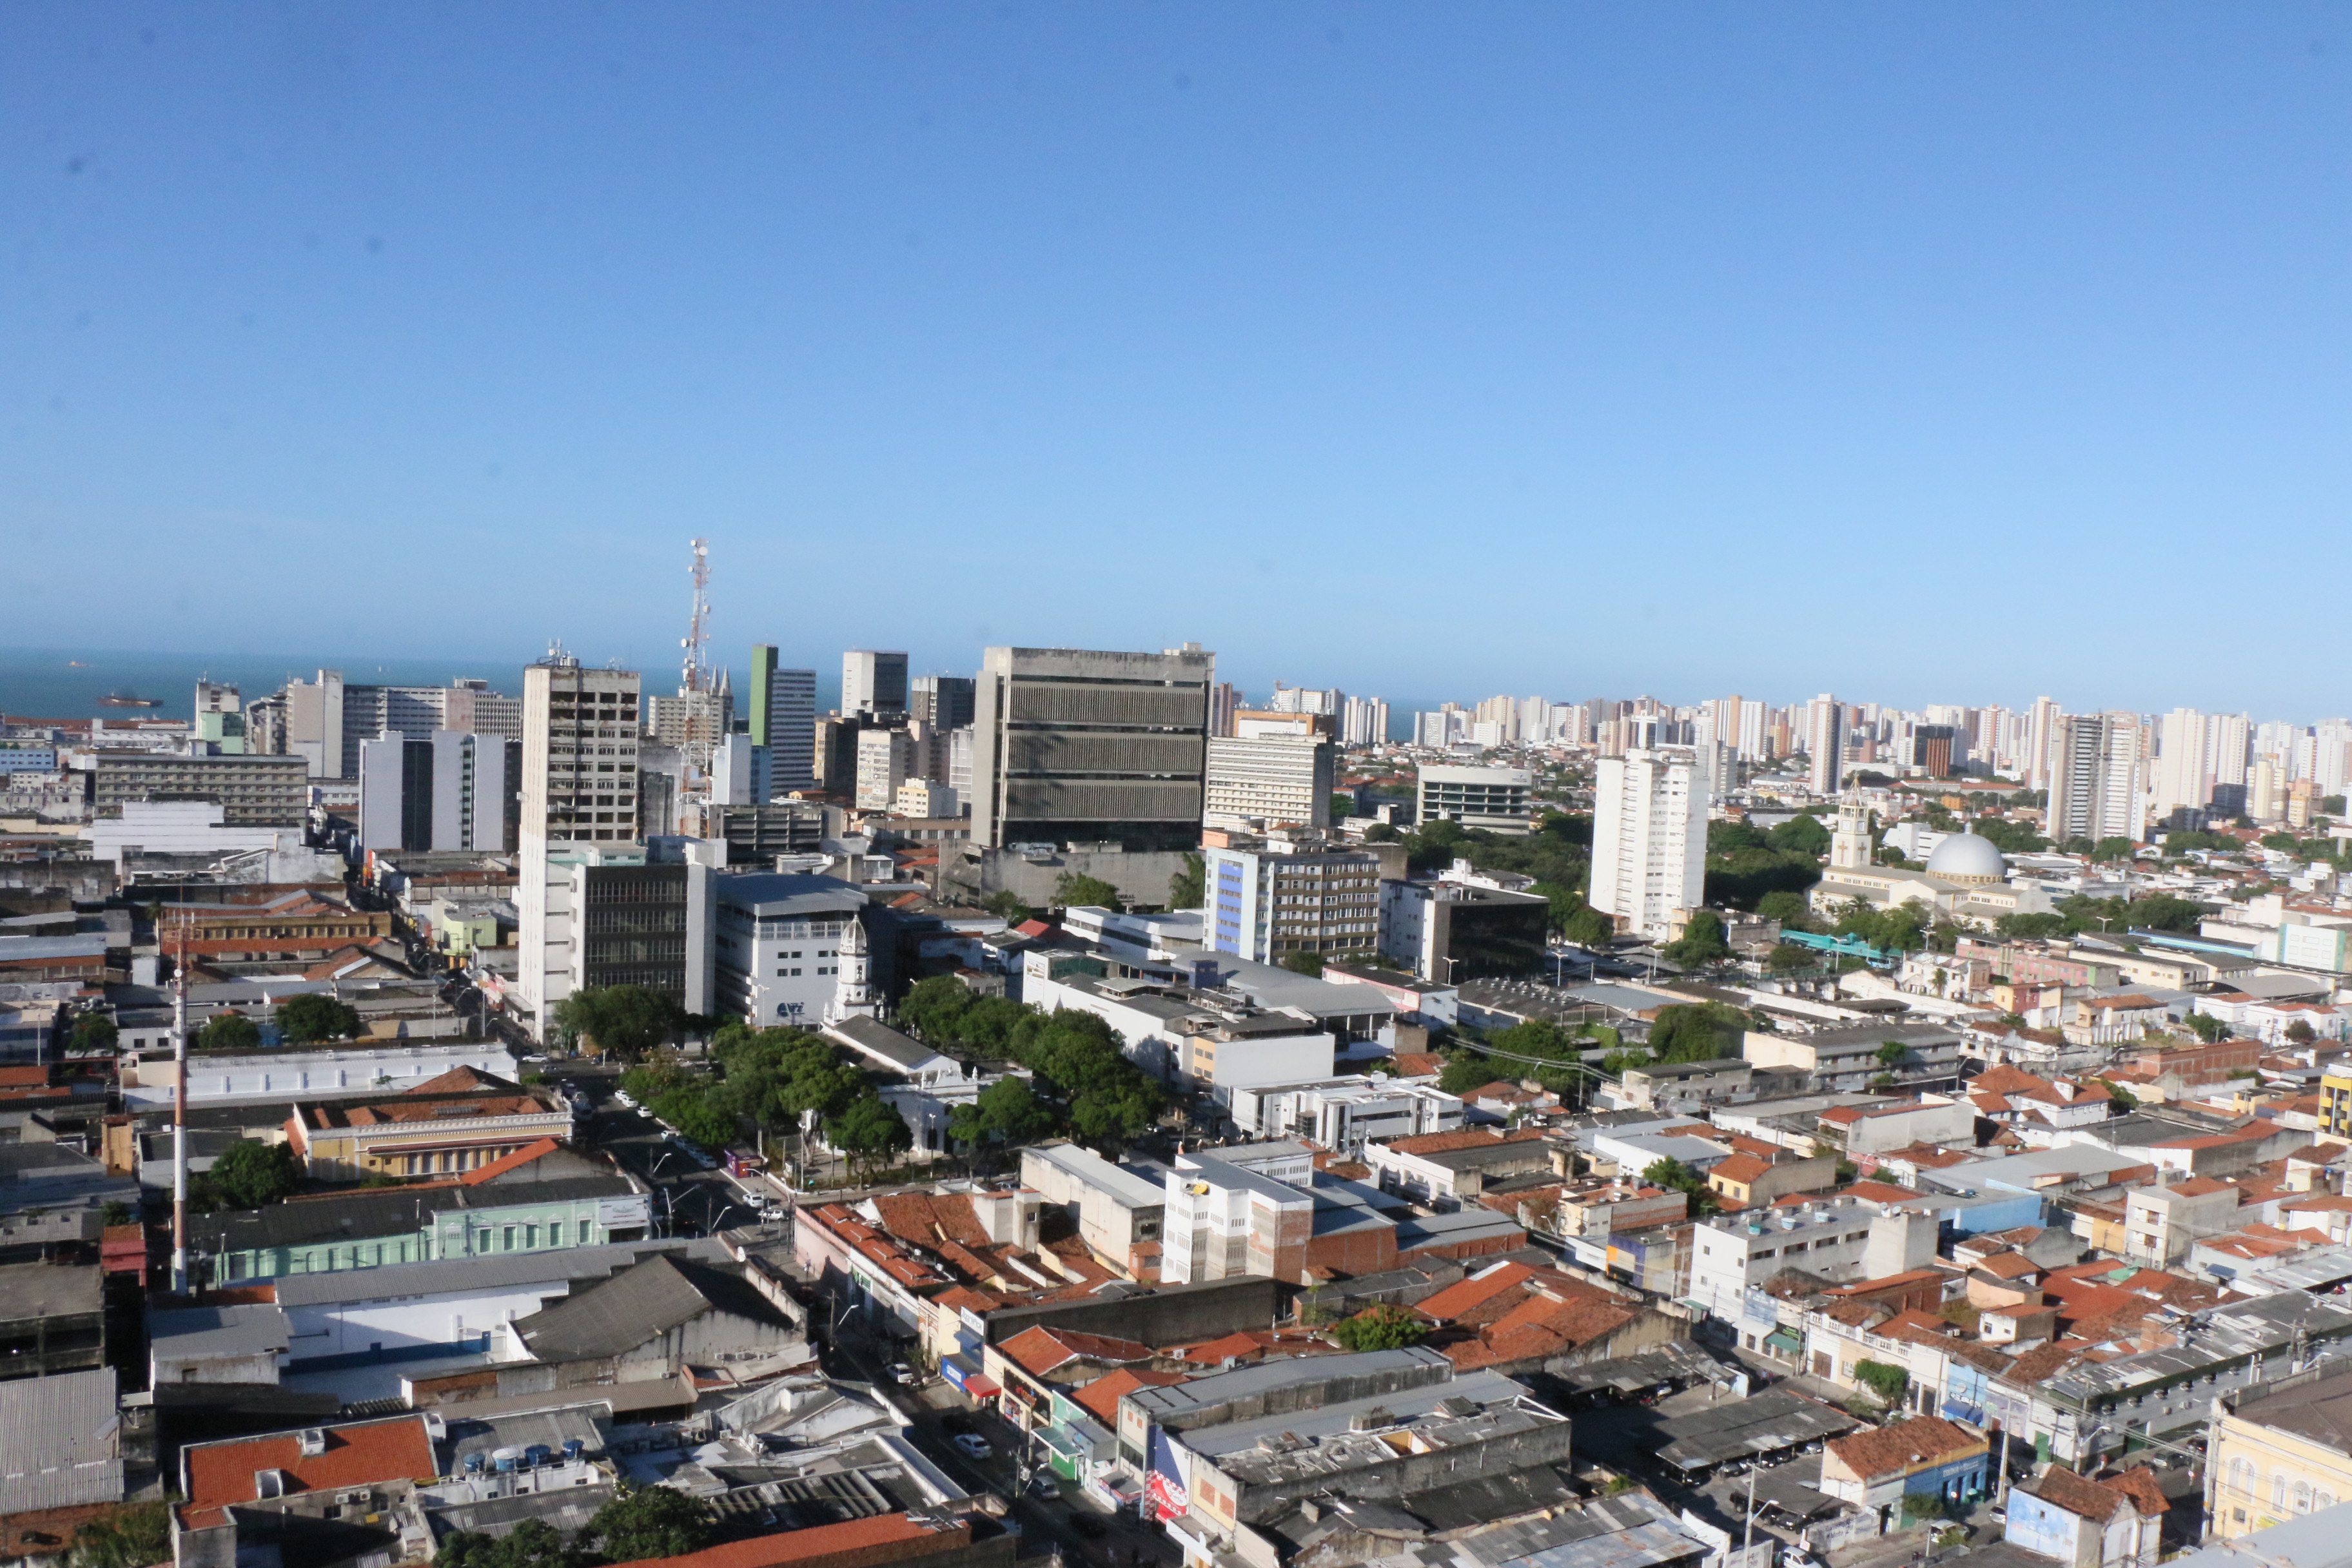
[4,6,2345,718]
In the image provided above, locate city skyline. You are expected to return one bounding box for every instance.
[6,8,2349,711]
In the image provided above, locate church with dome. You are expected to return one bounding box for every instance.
[1810,801,2055,925]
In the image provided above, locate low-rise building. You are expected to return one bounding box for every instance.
[1226,1076,1462,1151]
[1021,1142,1166,1276]
[286,1067,574,1181]
[1688,1202,1936,1320]
[1818,1415,1988,1527]
[1707,1151,1838,1208]
[2006,1464,2168,1568]
[1362,1127,1554,1208]
[2208,1365,2352,1539]
[1744,1023,1966,1093]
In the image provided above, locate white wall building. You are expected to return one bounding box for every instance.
[1226,1076,1463,1151]
[357,730,519,854]
[714,873,868,1029]
[1688,1201,1936,1319]
[1588,748,1709,939]
[1202,736,1335,832]
[1416,765,1533,835]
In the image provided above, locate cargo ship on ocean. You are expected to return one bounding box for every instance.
[96,692,162,709]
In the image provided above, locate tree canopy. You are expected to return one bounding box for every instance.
[1328,1303,1427,1351]
[1052,872,1122,911]
[1168,852,1206,910]
[208,1140,300,1209]
[277,993,361,1044]
[70,1014,118,1053]
[1280,951,1326,977]
[946,1075,1057,1156]
[70,1504,171,1568]
[581,1485,714,1564]
[554,986,684,1059]
[1660,911,1731,969]
[896,977,1164,1153]
[1645,1002,1749,1064]
[197,1011,260,1051]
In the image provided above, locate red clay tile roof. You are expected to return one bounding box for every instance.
[1412,1262,1539,1324]
[997,1325,1153,1377]
[1975,1252,2041,1280]
[1825,1416,1984,1481]
[603,1514,962,1568]
[1710,1154,1774,1186]
[2022,1464,2166,1523]
[1390,1054,1446,1077]
[1070,1367,1192,1427]
[1380,1127,1548,1157]
[182,1415,437,1528]
[459,1136,564,1185]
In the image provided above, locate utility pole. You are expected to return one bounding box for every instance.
[170,910,190,1296]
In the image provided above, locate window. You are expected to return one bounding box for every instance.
[503,1226,516,1250]
[2295,1483,2312,1514]
[549,1222,564,1246]
[2275,1475,2288,1509]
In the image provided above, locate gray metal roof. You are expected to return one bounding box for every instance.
[1126,1347,1451,1427]
[150,1303,292,1357]
[2047,1291,2352,1407]
[271,1237,725,1306]
[512,1255,794,1363]
[423,1484,617,1544]
[713,873,868,917]
[437,1404,608,1471]
[194,1175,638,1253]
[826,1015,954,1073]
[1181,1369,1557,1471]
[1651,1385,1859,1469]
[0,1260,102,1322]
[0,1367,122,1515]
[2162,1497,2352,1568]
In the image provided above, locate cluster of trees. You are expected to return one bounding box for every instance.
[553,986,691,1060]
[1703,819,1826,911]
[1327,1303,1427,1351]
[622,1026,913,1179]
[189,1139,300,1211]
[1435,1017,1615,1099]
[436,1485,713,1568]
[1640,1155,1718,1217]
[895,977,1164,1152]
[1660,910,1730,968]
[70,1503,170,1568]
[1604,1002,1750,1075]
[188,994,365,1052]
[1993,892,2208,941]
[1366,816,1611,941]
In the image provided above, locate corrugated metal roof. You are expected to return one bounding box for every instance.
[513,1257,794,1363]
[272,1238,726,1306]
[0,1368,122,1515]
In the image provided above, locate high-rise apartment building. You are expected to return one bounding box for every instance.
[1415,765,1533,835]
[1912,725,1956,779]
[749,648,818,795]
[1588,747,1709,939]
[2026,697,2064,791]
[272,671,522,779]
[93,754,309,828]
[1202,720,1336,832]
[1208,682,1241,739]
[855,727,915,810]
[1268,686,1340,718]
[1204,832,1384,962]
[1807,694,1844,796]
[2048,713,2144,843]
[908,675,975,732]
[356,731,520,852]
[1340,695,1389,749]
[842,651,910,718]
[969,645,1213,852]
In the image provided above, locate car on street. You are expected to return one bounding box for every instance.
[888,1362,916,1385]
[950,1434,993,1460]
[614,1090,638,1110]
[1028,1475,1060,1501]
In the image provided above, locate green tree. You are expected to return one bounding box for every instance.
[2186,1012,2230,1043]
[947,1075,1057,1153]
[1661,911,1731,968]
[1768,814,1832,856]
[2098,1078,2139,1112]
[277,993,362,1044]
[1562,905,1615,946]
[208,1140,300,1210]
[197,1011,261,1051]
[70,1503,171,1568]
[582,1485,715,1564]
[101,1200,132,1227]
[1437,1052,1494,1096]
[1756,889,1814,930]
[1876,1041,1908,1068]
[436,1520,580,1568]
[2091,836,2141,863]
[1329,792,1355,822]
[1327,1304,1427,1351]
[1646,1003,1749,1063]
[1640,1156,1718,1217]
[1852,1359,1909,1406]
[654,1091,738,1151]
[1052,872,1122,911]
[70,1014,118,1054]
[1168,852,1206,910]
[2325,795,2347,816]
[1995,912,2068,941]
[553,986,683,1060]
[827,1093,912,1181]
[982,889,1034,926]
[2288,1019,2318,1044]
[1279,951,1326,977]
[1765,943,1816,974]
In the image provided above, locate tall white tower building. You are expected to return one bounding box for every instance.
[1589,747,1709,940]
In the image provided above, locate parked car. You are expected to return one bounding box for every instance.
[614,1090,638,1110]
[1028,1475,1061,1501]
[951,1433,993,1460]
[888,1362,916,1386]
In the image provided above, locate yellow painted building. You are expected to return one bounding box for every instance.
[2316,1068,2352,1142]
[2206,1367,2352,1539]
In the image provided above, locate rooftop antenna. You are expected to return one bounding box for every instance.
[682,538,712,696]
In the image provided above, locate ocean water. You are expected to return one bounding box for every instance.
[0,647,527,722]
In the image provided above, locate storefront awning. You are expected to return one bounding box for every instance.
[1764,1328,1802,1355]
[965,1374,1001,1398]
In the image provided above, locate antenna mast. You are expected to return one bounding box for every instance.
[170,910,190,1295]
[682,539,711,696]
